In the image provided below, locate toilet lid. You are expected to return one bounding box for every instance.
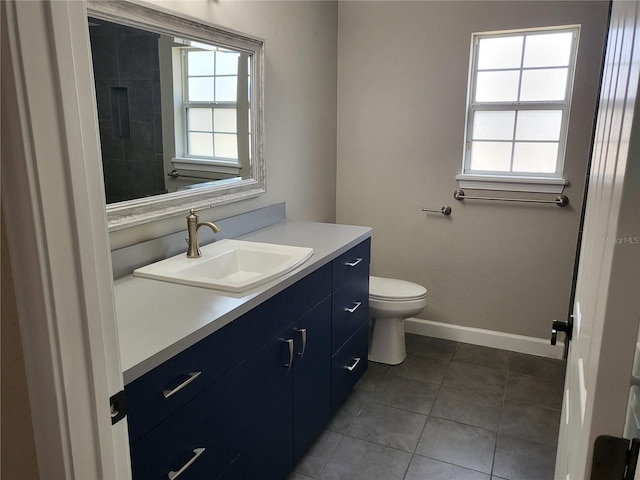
[369,276,427,301]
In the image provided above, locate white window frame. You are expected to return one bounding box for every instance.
[457,25,580,193]
[171,44,249,175]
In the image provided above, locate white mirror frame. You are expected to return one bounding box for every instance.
[86,0,265,231]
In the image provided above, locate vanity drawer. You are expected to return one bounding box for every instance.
[331,321,368,413]
[126,263,331,444]
[331,271,369,353]
[332,238,371,290]
[130,367,243,480]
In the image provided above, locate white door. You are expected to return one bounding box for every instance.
[555,0,640,478]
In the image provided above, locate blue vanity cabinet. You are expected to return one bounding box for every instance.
[124,237,372,480]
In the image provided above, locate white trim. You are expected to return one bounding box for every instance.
[1,1,129,477]
[405,317,565,359]
[456,173,569,193]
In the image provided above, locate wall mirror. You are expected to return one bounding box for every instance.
[86,0,265,231]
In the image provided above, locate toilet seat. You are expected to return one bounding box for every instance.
[369,276,427,302]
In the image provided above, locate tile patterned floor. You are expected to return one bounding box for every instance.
[289,335,566,480]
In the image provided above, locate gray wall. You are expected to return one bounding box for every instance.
[336,1,610,339]
[110,0,339,249]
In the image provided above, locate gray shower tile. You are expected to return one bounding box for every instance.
[493,434,557,480]
[454,343,511,370]
[405,456,490,480]
[431,385,503,431]
[505,372,564,410]
[294,430,343,478]
[369,374,440,415]
[499,400,561,446]
[406,335,458,365]
[388,354,448,385]
[318,436,412,480]
[442,361,507,396]
[415,417,496,474]
[326,395,364,434]
[346,402,427,452]
[509,352,566,383]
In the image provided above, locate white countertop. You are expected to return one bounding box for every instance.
[114,221,371,384]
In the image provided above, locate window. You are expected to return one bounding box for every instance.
[171,41,251,171]
[459,26,579,192]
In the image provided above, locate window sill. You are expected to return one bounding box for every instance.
[455,174,569,194]
[172,157,241,175]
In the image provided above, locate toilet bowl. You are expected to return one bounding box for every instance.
[368,276,427,365]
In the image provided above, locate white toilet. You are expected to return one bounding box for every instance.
[368,276,427,365]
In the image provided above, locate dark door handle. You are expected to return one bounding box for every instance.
[551,316,574,360]
[551,318,573,345]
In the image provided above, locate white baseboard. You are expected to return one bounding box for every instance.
[404,317,565,359]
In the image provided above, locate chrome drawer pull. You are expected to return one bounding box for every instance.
[284,338,294,368]
[295,328,307,358]
[345,258,363,267]
[345,302,362,314]
[168,447,205,480]
[346,357,361,372]
[163,371,202,399]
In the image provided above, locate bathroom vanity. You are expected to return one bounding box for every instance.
[113,221,371,479]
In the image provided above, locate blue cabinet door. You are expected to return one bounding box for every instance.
[237,328,294,480]
[292,297,332,462]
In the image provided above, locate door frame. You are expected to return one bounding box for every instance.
[1,0,130,477]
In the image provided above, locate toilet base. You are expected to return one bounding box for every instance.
[368,316,406,365]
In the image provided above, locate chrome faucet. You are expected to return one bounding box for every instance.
[186,208,221,258]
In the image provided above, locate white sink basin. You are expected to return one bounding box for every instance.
[133,239,314,293]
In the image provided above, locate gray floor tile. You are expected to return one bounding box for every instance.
[294,430,343,478]
[369,374,440,415]
[351,361,389,402]
[493,434,557,480]
[431,385,503,431]
[405,455,490,480]
[406,335,458,365]
[346,402,427,452]
[442,361,508,396]
[454,343,511,370]
[509,352,566,383]
[319,436,412,480]
[415,417,496,474]
[388,354,448,385]
[326,396,363,434]
[499,400,561,446]
[505,372,564,410]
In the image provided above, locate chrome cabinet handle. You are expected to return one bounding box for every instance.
[345,302,362,314]
[284,339,294,368]
[346,357,361,372]
[168,447,205,480]
[295,328,307,358]
[163,371,202,399]
[345,258,363,267]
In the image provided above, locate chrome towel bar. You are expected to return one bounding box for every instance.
[454,189,569,207]
[422,205,452,215]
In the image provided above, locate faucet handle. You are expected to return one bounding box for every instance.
[187,205,212,216]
